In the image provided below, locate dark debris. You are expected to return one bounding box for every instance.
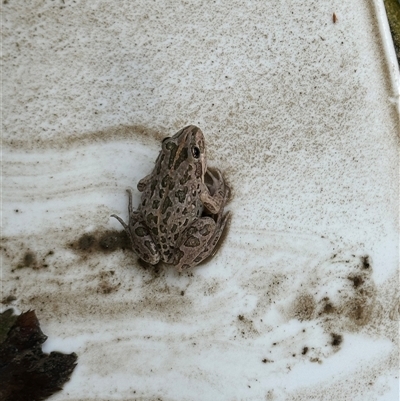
[0,309,77,401]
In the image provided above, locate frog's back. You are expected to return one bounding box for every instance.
[139,126,206,257]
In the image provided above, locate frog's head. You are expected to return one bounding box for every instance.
[162,125,207,180]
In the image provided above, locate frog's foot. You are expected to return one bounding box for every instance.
[125,188,134,215]
[137,174,153,192]
[202,168,229,214]
[174,210,231,271]
[112,214,160,265]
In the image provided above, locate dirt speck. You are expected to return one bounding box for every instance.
[361,256,370,269]
[331,333,343,346]
[321,298,336,314]
[262,358,273,363]
[1,295,17,304]
[23,251,36,267]
[348,275,364,288]
[302,346,309,355]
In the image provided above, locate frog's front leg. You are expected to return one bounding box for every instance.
[173,210,230,271]
[137,173,153,192]
[201,168,229,214]
[111,189,160,264]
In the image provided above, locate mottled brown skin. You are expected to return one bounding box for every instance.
[112,125,230,271]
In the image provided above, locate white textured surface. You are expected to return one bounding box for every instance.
[2,1,399,400]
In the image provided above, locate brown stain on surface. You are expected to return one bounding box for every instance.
[4,125,164,151]
[14,251,47,271]
[235,314,259,338]
[70,230,130,255]
[291,294,316,321]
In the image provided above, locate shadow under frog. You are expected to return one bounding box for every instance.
[112,125,231,271]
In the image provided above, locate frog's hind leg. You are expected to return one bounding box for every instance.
[202,168,230,214]
[193,211,231,267]
[111,190,160,265]
[174,211,230,271]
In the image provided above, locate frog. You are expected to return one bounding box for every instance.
[111,125,230,271]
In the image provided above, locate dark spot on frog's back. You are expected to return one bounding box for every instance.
[135,227,148,237]
[175,187,188,203]
[180,169,191,185]
[161,174,174,189]
[146,213,157,225]
[150,180,157,193]
[162,211,171,224]
[152,200,160,209]
[161,196,173,214]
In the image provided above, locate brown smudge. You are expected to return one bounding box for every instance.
[4,124,165,152]
[23,252,35,267]
[69,229,130,255]
[348,275,364,288]
[1,295,17,305]
[361,256,370,269]
[331,333,343,346]
[292,294,316,321]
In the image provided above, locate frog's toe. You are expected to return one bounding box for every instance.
[140,248,160,265]
[111,214,129,231]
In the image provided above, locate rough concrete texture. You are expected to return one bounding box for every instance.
[2,0,399,400]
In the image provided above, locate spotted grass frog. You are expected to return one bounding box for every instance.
[111,125,230,271]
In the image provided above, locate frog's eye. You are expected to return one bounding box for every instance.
[162,136,171,144]
[191,146,201,159]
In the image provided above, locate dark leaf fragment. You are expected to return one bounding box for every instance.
[0,309,77,401]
